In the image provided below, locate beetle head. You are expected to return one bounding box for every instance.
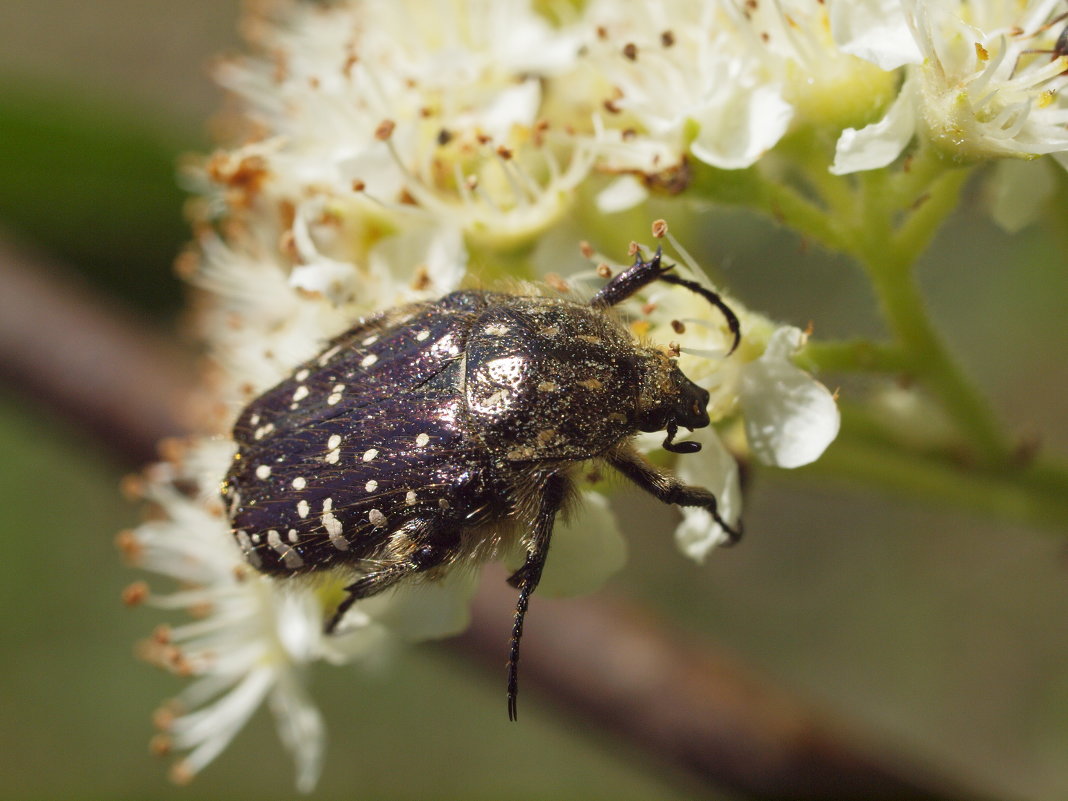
[635,354,710,454]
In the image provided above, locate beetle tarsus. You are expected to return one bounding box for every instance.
[506,473,567,722]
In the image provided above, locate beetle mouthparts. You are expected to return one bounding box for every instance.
[662,421,702,454]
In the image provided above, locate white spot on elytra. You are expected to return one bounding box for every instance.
[292,385,309,402]
[317,344,342,366]
[227,489,241,516]
[327,434,342,450]
[325,448,340,464]
[288,529,299,543]
[405,490,417,505]
[363,448,378,462]
[434,334,461,356]
[294,368,310,382]
[255,464,271,479]
[322,497,333,512]
[327,384,345,405]
[292,476,307,490]
[249,413,261,426]
[254,422,275,440]
[368,509,386,527]
[322,511,348,550]
[415,329,430,341]
[360,353,378,368]
[235,530,261,568]
[415,432,430,448]
[485,323,510,336]
[251,532,262,544]
[268,529,304,569]
[365,479,378,493]
[362,334,379,346]
[297,499,309,518]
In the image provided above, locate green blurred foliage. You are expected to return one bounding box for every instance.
[0,78,196,315]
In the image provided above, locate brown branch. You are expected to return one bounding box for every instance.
[455,574,974,800]
[0,236,197,463]
[3,237,989,800]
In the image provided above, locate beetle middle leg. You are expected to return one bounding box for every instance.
[606,445,742,544]
[505,472,569,722]
[325,518,460,634]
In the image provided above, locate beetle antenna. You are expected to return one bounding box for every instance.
[591,246,741,355]
[657,270,741,356]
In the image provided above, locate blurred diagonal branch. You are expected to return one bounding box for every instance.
[0,235,195,463]
[1,236,989,801]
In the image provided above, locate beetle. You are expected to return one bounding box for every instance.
[221,246,742,720]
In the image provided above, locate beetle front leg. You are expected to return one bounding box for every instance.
[606,445,742,544]
[505,472,569,722]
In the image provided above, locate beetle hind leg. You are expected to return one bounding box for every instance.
[324,520,460,634]
[506,473,569,722]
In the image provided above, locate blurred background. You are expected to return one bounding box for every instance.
[2,2,1068,799]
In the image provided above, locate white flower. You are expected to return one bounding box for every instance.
[832,0,1068,173]
[739,326,841,468]
[124,443,476,787]
[582,0,793,173]
[214,0,592,250]
[722,0,898,128]
[668,319,838,553]
[632,251,837,452]
[123,451,329,789]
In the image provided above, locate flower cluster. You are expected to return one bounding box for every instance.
[124,0,1066,788]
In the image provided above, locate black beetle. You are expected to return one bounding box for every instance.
[222,246,742,719]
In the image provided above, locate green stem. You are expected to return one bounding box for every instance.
[852,166,1012,466]
[791,433,1068,533]
[796,339,911,373]
[689,163,849,252]
[689,148,1063,528]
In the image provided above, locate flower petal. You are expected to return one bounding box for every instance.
[673,430,742,562]
[268,679,325,794]
[596,175,649,214]
[830,0,921,70]
[690,83,793,169]
[830,73,917,174]
[987,157,1057,233]
[740,327,840,468]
